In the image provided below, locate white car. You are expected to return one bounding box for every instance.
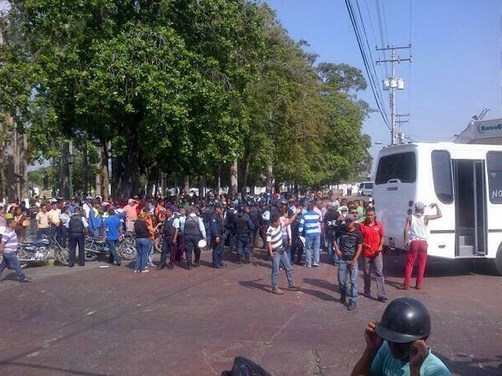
[358,181,374,196]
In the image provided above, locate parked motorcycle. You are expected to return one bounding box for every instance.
[84,236,110,262]
[17,237,51,268]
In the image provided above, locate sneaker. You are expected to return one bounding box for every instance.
[288,284,301,291]
[347,302,357,311]
[272,288,284,295]
[396,284,409,290]
[313,263,319,267]
[19,277,32,283]
[414,285,421,290]
[340,294,347,304]
[378,296,389,302]
[134,270,141,273]
[142,269,150,273]
[364,292,372,299]
[304,264,311,268]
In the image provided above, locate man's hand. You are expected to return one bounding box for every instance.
[215,236,221,245]
[172,239,177,245]
[364,321,383,351]
[409,340,429,372]
[349,259,357,269]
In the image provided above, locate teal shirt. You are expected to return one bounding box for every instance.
[370,342,451,376]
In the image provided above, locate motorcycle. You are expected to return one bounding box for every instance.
[84,236,111,262]
[117,232,137,260]
[17,236,51,268]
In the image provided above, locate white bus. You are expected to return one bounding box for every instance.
[373,142,502,275]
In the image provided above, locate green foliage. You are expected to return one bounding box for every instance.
[1,0,373,196]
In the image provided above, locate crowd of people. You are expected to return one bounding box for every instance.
[0,191,441,311]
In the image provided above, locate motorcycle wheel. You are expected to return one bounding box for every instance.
[154,237,162,254]
[84,242,99,262]
[118,241,137,260]
[54,246,70,266]
[17,249,29,269]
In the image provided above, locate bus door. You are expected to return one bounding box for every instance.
[452,159,487,256]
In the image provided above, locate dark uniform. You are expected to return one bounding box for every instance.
[68,209,87,267]
[234,208,254,264]
[210,204,225,268]
[184,214,204,269]
[158,214,179,270]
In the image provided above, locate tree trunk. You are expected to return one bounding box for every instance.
[230,159,238,196]
[241,155,250,194]
[266,163,273,193]
[116,131,140,197]
[98,140,110,200]
[82,132,89,197]
[183,174,190,195]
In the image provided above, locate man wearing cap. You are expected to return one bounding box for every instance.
[157,205,180,270]
[210,202,225,268]
[324,202,341,265]
[398,202,442,290]
[333,213,363,311]
[351,297,451,376]
[183,206,206,269]
[0,214,31,283]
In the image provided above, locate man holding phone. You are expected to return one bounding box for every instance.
[351,297,450,376]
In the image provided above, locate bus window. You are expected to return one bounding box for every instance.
[431,150,453,204]
[487,151,502,204]
[375,152,416,185]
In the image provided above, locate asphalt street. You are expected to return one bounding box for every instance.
[0,249,501,376]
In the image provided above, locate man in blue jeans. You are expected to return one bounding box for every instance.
[298,201,321,267]
[102,208,123,266]
[0,214,31,283]
[267,212,301,294]
[334,214,362,311]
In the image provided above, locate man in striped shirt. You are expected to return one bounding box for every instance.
[0,214,31,283]
[299,202,321,267]
[267,211,301,294]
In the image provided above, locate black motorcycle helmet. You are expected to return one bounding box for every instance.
[376,297,431,343]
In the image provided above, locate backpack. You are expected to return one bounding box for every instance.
[69,215,84,234]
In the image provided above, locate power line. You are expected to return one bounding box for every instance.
[345,0,390,130]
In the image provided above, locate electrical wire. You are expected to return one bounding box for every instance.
[345,0,390,130]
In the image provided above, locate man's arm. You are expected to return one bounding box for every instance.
[350,243,363,269]
[403,215,411,248]
[351,321,383,376]
[425,203,442,223]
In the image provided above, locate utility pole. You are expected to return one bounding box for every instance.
[377,45,412,145]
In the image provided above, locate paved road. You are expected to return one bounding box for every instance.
[0,249,501,376]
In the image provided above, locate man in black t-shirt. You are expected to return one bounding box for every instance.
[334,214,362,311]
[324,202,341,265]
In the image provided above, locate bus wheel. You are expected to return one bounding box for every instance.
[496,245,502,276]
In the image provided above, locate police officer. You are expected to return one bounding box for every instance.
[183,206,206,269]
[210,202,225,268]
[351,297,451,376]
[157,206,179,270]
[234,205,254,264]
[68,206,89,267]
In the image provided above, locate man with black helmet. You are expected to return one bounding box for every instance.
[351,297,450,376]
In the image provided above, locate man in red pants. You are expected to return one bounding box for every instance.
[398,202,442,290]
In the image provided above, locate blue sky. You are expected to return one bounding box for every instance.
[263,0,502,168]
